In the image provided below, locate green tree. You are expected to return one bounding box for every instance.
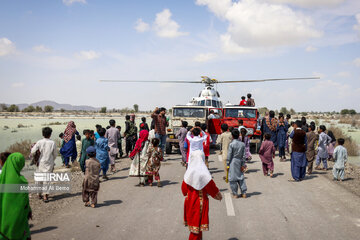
[44,105,54,112]
[100,107,107,113]
[0,104,8,112]
[133,104,139,113]
[289,108,296,115]
[279,107,288,115]
[7,104,19,112]
[349,109,357,115]
[60,108,65,113]
[23,105,35,112]
[340,109,349,115]
[35,106,43,112]
[258,107,269,116]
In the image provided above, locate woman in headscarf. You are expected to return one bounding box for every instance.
[129,127,150,186]
[0,153,32,240]
[327,130,336,161]
[182,150,222,240]
[60,121,79,168]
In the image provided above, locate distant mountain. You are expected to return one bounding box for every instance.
[13,100,99,111]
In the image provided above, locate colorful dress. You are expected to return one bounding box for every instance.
[146,146,163,183]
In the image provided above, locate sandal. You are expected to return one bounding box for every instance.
[84,202,90,207]
[90,204,96,208]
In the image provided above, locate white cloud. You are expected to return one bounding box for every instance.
[153,9,189,38]
[336,71,351,78]
[75,50,100,60]
[197,0,322,54]
[0,38,16,56]
[353,57,360,67]
[32,45,52,53]
[62,0,86,6]
[306,46,318,52]
[11,82,24,88]
[353,13,360,33]
[263,0,345,8]
[134,18,150,32]
[193,52,217,62]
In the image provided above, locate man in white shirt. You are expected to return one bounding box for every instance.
[31,127,57,202]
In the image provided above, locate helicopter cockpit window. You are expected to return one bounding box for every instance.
[173,108,205,118]
[197,100,205,106]
[225,109,256,118]
[212,100,218,108]
[206,100,211,106]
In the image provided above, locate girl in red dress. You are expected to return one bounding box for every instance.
[182,150,222,240]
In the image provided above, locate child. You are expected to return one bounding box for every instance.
[182,150,222,240]
[227,129,247,198]
[80,130,95,173]
[259,133,275,177]
[238,119,245,132]
[82,146,101,208]
[146,138,163,187]
[76,134,82,162]
[239,128,252,161]
[116,126,124,158]
[201,123,211,168]
[95,128,110,180]
[306,124,318,175]
[31,127,57,202]
[239,96,247,106]
[59,132,65,166]
[315,125,332,170]
[327,130,336,161]
[216,123,232,181]
[333,138,348,181]
[186,126,207,163]
[184,126,193,166]
[176,121,188,166]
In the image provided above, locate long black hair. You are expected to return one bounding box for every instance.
[327,130,336,142]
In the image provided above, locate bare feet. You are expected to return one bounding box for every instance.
[90,204,96,208]
[241,194,247,199]
[84,202,90,207]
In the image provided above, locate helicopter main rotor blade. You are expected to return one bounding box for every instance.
[100,80,201,83]
[218,77,320,83]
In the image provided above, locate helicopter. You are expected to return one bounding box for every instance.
[100,75,320,108]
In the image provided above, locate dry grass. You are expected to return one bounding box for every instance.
[338,116,360,128]
[5,139,33,159]
[328,126,359,156]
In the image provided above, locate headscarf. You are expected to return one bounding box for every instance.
[129,130,149,159]
[184,150,212,190]
[0,153,31,240]
[63,121,77,143]
[130,114,135,122]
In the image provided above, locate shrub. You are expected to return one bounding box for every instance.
[5,139,33,159]
[44,105,54,112]
[328,126,359,156]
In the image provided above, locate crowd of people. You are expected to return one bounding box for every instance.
[0,104,350,240]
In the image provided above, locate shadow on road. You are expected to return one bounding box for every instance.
[246,192,262,198]
[120,167,130,171]
[50,192,82,201]
[210,170,224,174]
[304,175,318,180]
[341,177,354,182]
[97,199,123,207]
[272,173,284,178]
[107,176,128,181]
[161,180,179,187]
[246,169,260,173]
[219,188,228,192]
[31,226,58,235]
[228,238,239,240]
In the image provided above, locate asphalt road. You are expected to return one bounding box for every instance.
[30,152,360,240]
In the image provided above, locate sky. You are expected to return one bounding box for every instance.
[0,0,360,112]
